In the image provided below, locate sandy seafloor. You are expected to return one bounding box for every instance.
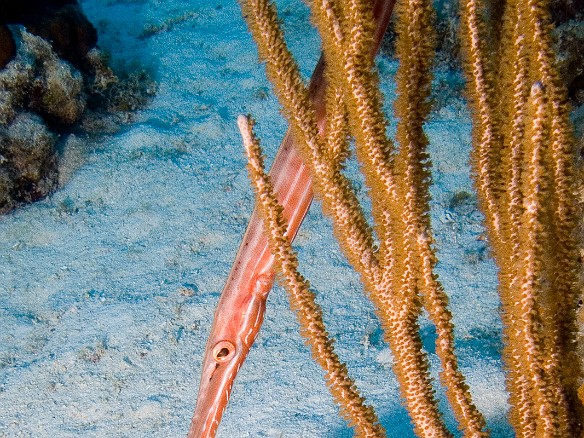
[0,0,516,436]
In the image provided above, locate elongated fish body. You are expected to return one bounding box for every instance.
[188,1,395,435]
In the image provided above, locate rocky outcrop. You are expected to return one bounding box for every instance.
[0,25,16,69]
[0,113,57,209]
[0,4,155,214]
[0,2,117,213]
[0,0,97,73]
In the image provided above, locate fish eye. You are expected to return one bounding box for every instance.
[212,340,236,363]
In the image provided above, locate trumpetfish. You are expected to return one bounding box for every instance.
[188,1,395,435]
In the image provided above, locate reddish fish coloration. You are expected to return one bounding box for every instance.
[188,1,395,436]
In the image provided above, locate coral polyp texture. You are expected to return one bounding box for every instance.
[190,0,584,435]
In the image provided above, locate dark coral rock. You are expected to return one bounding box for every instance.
[0,25,16,69]
[555,21,584,105]
[0,112,58,212]
[0,2,153,214]
[551,0,584,24]
[21,31,86,126]
[0,0,76,21]
[0,1,97,73]
[24,5,98,73]
[0,168,15,211]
